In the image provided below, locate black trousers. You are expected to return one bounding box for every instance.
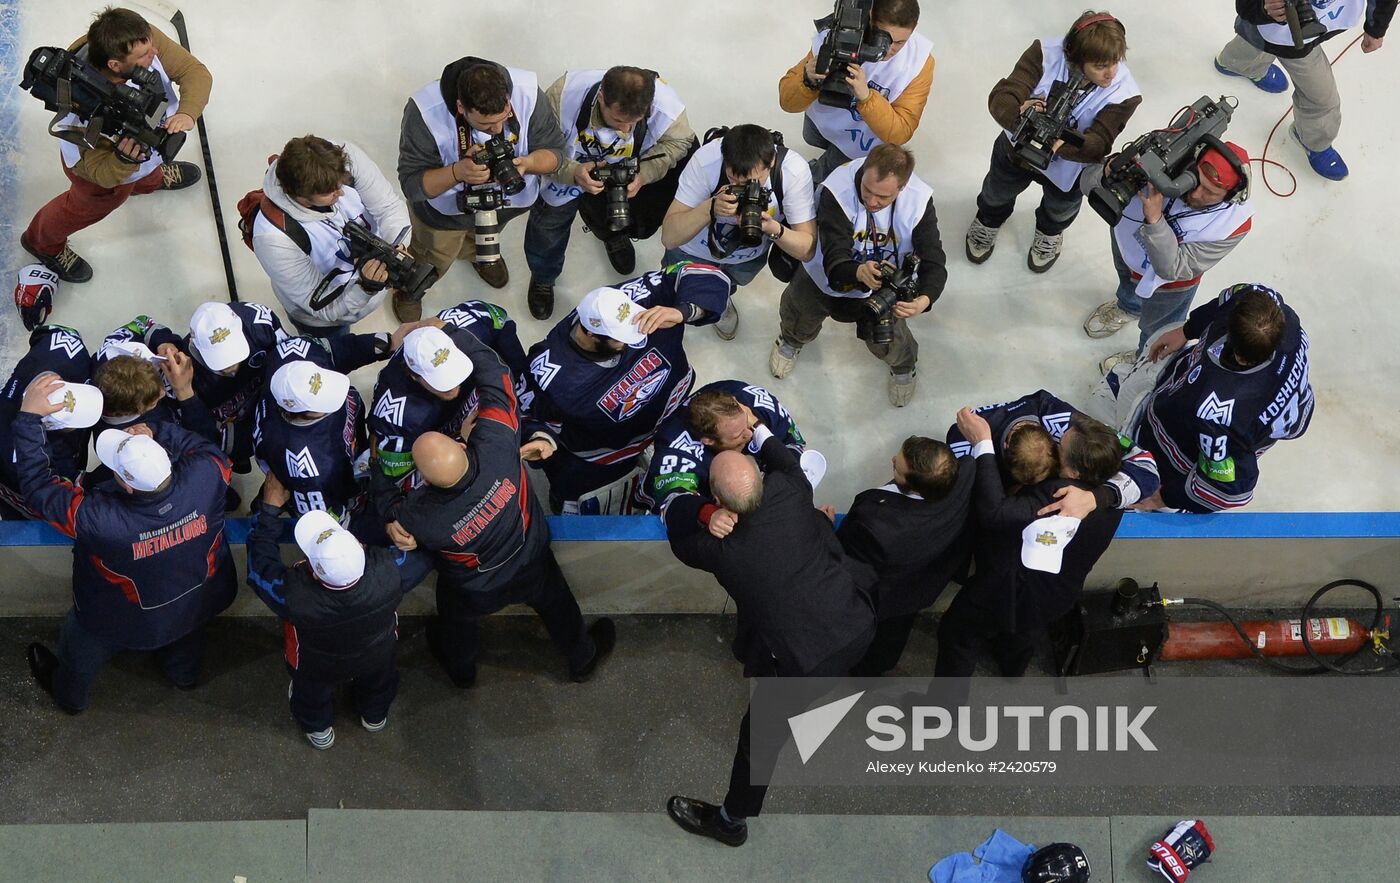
[933,592,1040,680]
[432,548,593,681]
[850,613,920,677]
[721,626,874,820]
[289,655,399,733]
[973,134,1085,237]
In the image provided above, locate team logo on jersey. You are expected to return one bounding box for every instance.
[248,303,276,326]
[598,349,671,422]
[277,337,312,360]
[48,330,85,360]
[670,431,707,461]
[1187,366,1202,385]
[285,447,321,479]
[743,385,776,414]
[530,350,561,390]
[949,440,972,458]
[373,391,407,426]
[1196,392,1236,426]
[1041,411,1072,439]
[210,327,231,344]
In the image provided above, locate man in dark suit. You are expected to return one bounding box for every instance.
[662,421,875,847]
[838,436,975,676]
[935,408,1124,679]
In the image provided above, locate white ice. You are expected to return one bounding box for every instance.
[4,0,1397,513]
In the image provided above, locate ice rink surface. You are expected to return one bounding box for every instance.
[2,0,1397,513]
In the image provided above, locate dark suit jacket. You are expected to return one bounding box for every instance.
[666,435,876,676]
[836,458,975,620]
[957,452,1123,633]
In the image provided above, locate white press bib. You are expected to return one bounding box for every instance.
[804,29,934,159]
[1114,197,1254,298]
[1257,0,1365,45]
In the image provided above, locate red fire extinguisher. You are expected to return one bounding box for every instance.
[1161,616,1371,661]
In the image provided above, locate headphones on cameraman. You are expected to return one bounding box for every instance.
[1064,13,1125,64]
[1196,135,1251,206]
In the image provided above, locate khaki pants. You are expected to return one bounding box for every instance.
[1217,34,1342,150]
[405,204,527,287]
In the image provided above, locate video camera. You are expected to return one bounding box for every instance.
[20,46,186,162]
[1283,0,1327,49]
[1086,95,1242,226]
[813,0,892,108]
[459,133,525,213]
[1010,72,1092,171]
[864,253,921,346]
[313,220,437,309]
[723,180,773,247]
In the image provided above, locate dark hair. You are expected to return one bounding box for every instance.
[900,436,958,500]
[1062,415,1121,486]
[1005,424,1058,487]
[872,0,920,28]
[688,389,743,441]
[88,6,152,70]
[1227,286,1286,367]
[865,143,915,186]
[720,124,777,176]
[457,63,511,115]
[600,67,655,120]
[1063,10,1127,66]
[94,355,162,418]
[275,136,350,199]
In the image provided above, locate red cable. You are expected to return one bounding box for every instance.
[1257,32,1365,198]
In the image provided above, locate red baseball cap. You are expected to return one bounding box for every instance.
[1198,141,1249,191]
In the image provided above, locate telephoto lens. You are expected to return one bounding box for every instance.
[605,185,632,232]
[474,209,502,264]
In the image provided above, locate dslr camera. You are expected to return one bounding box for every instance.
[1087,95,1241,225]
[863,254,921,346]
[20,46,186,162]
[724,180,773,246]
[459,133,525,212]
[322,220,438,308]
[1010,72,1091,171]
[590,156,641,233]
[813,0,892,108]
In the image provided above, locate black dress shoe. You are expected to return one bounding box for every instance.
[666,795,747,847]
[570,617,616,683]
[27,643,81,715]
[527,277,555,320]
[604,236,635,275]
[426,622,477,689]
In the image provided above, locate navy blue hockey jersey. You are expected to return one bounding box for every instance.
[1138,285,1313,512]
[636,379,806,513]
[523,262,732,466]
[143,302,288,425]
[0,326,94,516]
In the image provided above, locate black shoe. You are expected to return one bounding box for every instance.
[232,458,253,475]
[20,233,93,284]
[159,162,202,191]
[570,617,616,683]
[27,643,81,715]
[426,622,477,688]
[666,796,748,847]
[604,236,635,275]
[224,486,243,513]
[527,277,555,320]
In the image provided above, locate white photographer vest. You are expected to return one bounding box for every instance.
[1114,197,1254,298]
[411,66,540,216]
[1257,0,1365,45]
[804,28,934,159]
[803,158,934,298]
[59,53,178,184]
[254,184,370,287]
[540,69,685,207]
[675,140,805,266]
[1002,38,1141,193]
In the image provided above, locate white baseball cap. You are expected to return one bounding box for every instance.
[99,339,164,363]
[294,509,366,589]
[270,360,350,414]
[95,428,172,492]
[403,327,472,392]
[576,287,645,346]
[1021,514,1081,575]
[800,449,828,490]
[39,380,104,431]
[189,302,250,372]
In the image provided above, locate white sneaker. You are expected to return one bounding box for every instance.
[1083,301,1136,339]
[887,370,917,407]
[305,727,335,750]
[1099,350,1136,377]
[714,302,739,340]
[361,715,388,733]
[965,219,999,264]
[1027,229,1064,273]
[768,338,801,379]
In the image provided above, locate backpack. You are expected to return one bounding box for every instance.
[236,155,311,255]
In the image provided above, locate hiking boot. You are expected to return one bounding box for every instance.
[527,277,555,320]
[1099,350,1136,377]
[473,258,509,289]
[1027,229,1063,273]
[1083,300,1136,339]
[888,369,916,407]
[768,338,801,379]
[160,162,202,191]
[20,233,92,284]
[714,302,739,340]
[964,219,999,264]
[392,290,423,323]
[604,236,636,275]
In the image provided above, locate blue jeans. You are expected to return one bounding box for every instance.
[661,247,767,288]
[290,316,352,340]
[525,199,580,285]
[53,609,207,712]
[1111,237,1200,354]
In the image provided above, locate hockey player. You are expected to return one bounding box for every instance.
[368,300,530,488]
[0,327,103,518]
[1101,284,1312,513]
[93,321,216,442]
[17,381,235,714]
[521,262,732,514]
[946,388,1160,511]
[635,380,810,515]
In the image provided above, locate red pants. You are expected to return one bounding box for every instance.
[24,161,165,255]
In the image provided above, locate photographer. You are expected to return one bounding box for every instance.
[778,0,934,184]
[661,125,816,340]
[20,7,210,284]
[768,144,945,408]
[1080,142,1254,374]
[252,136,410,336]
[1215,0,1394,180]
[525,66,698,320]
[396,57,564,321]
[965,11,1140,274]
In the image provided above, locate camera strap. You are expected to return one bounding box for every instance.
[705,142,787,259]
[575,81,650,160]
[44,75,111,154]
